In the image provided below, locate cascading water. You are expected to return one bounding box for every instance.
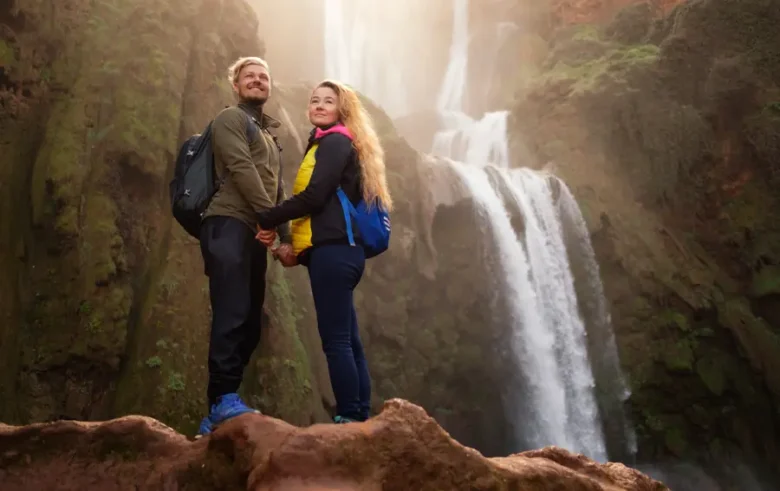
[430,0,634,461]
[323,0,409,118]
[436,0,469,113]
[322,0,634,462]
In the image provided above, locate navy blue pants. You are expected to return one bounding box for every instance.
[307,244,370,421]
[200,216,267,407]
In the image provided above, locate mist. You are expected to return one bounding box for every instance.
[251,0,477,120]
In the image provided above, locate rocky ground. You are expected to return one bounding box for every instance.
[0,399,667,491]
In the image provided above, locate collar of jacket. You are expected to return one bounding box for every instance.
[238,102,281,129]
[307,122,353,143]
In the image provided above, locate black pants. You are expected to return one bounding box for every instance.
[200,216,267,407]
[307,244,370,421]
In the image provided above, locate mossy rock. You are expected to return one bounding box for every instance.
[662,339,695,372]
[0,40,14,67]
[656,309,690,332]
[716,298,780,403]
[750,265,780,298]
[695,357,727,396]
[744,106,780,187]
[541,42,660,96]
[545,25,612,68]
[664,426,689,457]
[605,2,657,44]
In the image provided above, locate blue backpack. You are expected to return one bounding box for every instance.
[336,189,391,259]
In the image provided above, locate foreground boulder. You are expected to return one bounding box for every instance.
[0,399,665,490]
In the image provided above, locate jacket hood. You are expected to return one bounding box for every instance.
[313,122,354,141]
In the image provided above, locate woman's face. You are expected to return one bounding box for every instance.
[308,86,340,127]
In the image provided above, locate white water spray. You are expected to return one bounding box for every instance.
[323,0,409,118]
[322,0,634,461]
[437,0,470,113]
[428,0,637,461]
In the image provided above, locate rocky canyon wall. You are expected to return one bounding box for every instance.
[507,0,780,484]
[0,0,334,433]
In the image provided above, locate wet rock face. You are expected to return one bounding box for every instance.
[550,0,682,25]
[0,0,329,433]
[507,0,780,481]
[0,399,668,491]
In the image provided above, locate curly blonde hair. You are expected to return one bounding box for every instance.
[316,80,393,211]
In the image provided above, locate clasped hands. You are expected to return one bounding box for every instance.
[255,226,297,267]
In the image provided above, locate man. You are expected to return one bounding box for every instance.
[197,56,295,436]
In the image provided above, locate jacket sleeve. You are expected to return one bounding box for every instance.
[275,173,293,244]
[212,108,274,213]
[256,133,353,230]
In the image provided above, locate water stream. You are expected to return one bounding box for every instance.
[323,0,634,462]
[323,0,410,118]
[429,0,634,461]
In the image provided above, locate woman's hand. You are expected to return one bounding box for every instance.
[272,243,298,268]
[255,225,276,247]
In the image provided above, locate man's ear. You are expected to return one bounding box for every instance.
[232,82,239,94]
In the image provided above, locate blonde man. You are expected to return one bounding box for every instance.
[197,56,292,436]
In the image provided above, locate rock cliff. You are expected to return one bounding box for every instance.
[507,0,780,484]
[0,399,667,491]
[0,0,330,432]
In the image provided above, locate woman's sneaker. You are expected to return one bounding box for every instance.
[333,415,358,424]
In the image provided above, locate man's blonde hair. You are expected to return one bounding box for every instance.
[227,56,270,85]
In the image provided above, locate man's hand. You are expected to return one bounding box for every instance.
[255,225,276,247]
[272,243,298,268]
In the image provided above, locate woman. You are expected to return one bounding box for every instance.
[255,80,393,423]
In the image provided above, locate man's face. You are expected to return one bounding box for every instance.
[234,64,271,104]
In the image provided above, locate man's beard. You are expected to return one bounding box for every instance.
[240,88,268,105]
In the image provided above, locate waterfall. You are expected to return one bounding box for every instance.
[433,111,510,168]
[321,0,634,462]
[323,0,409,118]
[437,0,469,113]
[430,0,634,461]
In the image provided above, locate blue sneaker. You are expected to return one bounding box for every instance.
[210,393,260,426]
[196,413,214,438]
[334,415,358,424]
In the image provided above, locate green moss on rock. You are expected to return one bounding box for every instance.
[242,264,316,425]
[662,339,694,372]
[543,40,659,96]
[695,357,727,396]
[657,309,690,332]
[0,40,14,67]
[717,298,780,401]
[750,266,780,298]
[664,426,689,457]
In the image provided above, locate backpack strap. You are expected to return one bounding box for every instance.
[336,188,356,247]
[239,109,287,207]
[246,115,260,142]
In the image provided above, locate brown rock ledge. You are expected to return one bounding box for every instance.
[0,399,667,490]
